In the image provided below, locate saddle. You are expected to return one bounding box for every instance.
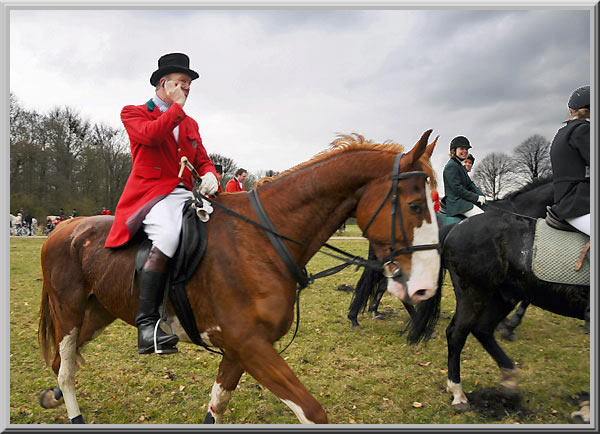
[532,218,590,286]
[131,199,210,348]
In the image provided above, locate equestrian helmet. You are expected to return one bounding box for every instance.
[450,136,471,150]
[465,153,475,164]
[568,85,590,110]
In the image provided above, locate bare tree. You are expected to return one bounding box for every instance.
[512,134,552,185]
[472,152,519,200]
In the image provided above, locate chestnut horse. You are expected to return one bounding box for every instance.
[38,130,440,424]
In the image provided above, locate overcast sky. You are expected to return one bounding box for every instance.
[9,7,592,194]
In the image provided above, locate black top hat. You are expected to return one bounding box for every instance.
[214,164,223,174]
[150,53,199,86]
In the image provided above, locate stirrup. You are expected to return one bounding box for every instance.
[154,319,178,354]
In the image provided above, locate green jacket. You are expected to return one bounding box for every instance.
[443,158,484,217]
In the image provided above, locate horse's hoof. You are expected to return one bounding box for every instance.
[452,402,470,412]
[203,412,216,424]
[499,386,520,399]
[39,388,64,409]
[352,325,361,331]
[68,414,85,424]
[571,405,590,424]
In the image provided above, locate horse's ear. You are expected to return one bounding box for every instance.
[424,135,439,159]
[403,129,433,167]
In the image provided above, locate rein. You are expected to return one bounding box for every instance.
[182,152,440,352]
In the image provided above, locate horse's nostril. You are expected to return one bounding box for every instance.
[415,289,427,297]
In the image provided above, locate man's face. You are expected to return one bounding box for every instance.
[238,172,248,182]
[160,72,193,97]
[464,160,473,172]
[455,146,469,160]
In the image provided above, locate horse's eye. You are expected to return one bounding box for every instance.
[408,201,423,215]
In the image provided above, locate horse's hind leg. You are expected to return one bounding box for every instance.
[203,355,244,423]
[496,301,529,341]
[40,297,116,416]
[471,293,519,397]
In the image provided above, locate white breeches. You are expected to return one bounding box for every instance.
[461,205,485,218]
[143,185,193,258]
[566,214,590,236]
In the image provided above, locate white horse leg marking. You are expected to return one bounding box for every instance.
[280,398,315,424]
[200,326,222,348]
[207,381,233,424]
[499,367,519,392]
[446,379,468,407]
[57,327,81,420]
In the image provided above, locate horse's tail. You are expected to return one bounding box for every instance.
[406,264,444,344]
[348,245,385,314]
[38,277,56,368]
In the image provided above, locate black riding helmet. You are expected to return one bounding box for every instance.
[465,153,475,164]
[449,135,472,150]
[568,85,590,110]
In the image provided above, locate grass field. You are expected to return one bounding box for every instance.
[9,230,590,425]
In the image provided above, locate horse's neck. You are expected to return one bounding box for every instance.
[494,183,553,218]
[258,152,389,265]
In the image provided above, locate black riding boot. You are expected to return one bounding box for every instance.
[135,268,179,354]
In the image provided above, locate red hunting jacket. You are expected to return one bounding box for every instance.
[105,99,216,248]
[225,178,245,193]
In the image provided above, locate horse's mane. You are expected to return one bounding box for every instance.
[501,176,553,200]
[258,134,405,185]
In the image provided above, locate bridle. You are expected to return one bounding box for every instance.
[182,151,440,353]
[360,152,441,278]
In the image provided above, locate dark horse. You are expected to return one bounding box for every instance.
[347,177,555,332]
[417,197,589,411]
[38,131,441,424]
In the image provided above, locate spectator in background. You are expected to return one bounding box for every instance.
[72,208,78,217]
[464,153,475,173]
[225,168,248,193]
[214,164,223,194]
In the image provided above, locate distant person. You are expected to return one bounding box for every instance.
[464,153,475,173]
[442,136,486,219]
[225,168,248,193]
[58,208,66,220]
[550,85,590,235]
[104,52,218,355]
[214,164,224,194]
[72,208,78,217]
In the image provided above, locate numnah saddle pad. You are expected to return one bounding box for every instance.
[532,218,589,286]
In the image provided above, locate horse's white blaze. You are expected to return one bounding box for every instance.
[57,327,81,420]
[208,381,233,423]
[406,184,440,303]
[280,398,315,424]
[446,379,468,406]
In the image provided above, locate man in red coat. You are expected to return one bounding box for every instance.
[105,52,218,355]
[225,168,248,192]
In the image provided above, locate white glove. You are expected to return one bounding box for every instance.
[195,199,214,223]
[199,171,219,196]
[477,195,486,206]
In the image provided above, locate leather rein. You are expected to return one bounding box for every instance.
[184,152,440,353]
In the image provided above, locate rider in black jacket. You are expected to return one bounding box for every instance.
[550,85,590,235]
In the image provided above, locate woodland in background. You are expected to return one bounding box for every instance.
[10,92,551,222]
[9,93,277,222]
